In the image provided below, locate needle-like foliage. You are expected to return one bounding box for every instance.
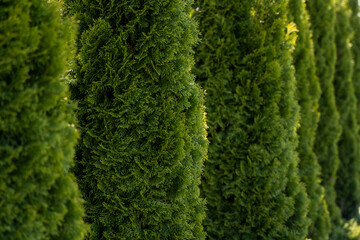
[0,0,87,239]
[350,0,360,144]
[194,0,309,239]
[64,0,207,239]
[288,0,331,238]
[307,0,343,228]
[350,1,360,145]
[334,0,360,221]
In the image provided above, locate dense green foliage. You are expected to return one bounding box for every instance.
[334,0,360,221]
[288,0,331,238]
[307,0,343,227]
[0,0,87,239]
[349,0,360,222]
[195,0,309,239]
[350,1,360,129]
[351,1,360,140]
[64,0,207,239]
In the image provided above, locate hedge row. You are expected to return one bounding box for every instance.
[2,0,360,239]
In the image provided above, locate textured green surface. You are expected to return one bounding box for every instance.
[0,0,87,239]
[349,0,360,223]
[288,0,331,238]
[195,0,309,239]
[334,0,360,221]
[350,0,360,146]
[64,1,207,239]
[307,0,343,228]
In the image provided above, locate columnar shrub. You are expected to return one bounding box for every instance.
[194,0,309,239]
[0,0,87,239]
[307,0,343,227]
[64,1,207,239]
[349,0,360,221]
[350,1,360,135]
[288,0,331,238]
[334,0,360,221]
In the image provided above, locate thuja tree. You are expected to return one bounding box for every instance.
[349,0,360,221]
[350,0,360,138]
[64,0,207,239]
[0,0,87,239]
[307,0,343,227]
[350,1,360,122]
[288,0,331,238]
[334,0,360,221]
[194,0,309,239]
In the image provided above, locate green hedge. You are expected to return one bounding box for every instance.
[64,1,207,239]
[334,0,360,221]
[307,0,343,228]
[349,0,360,222]
[0,0,87,239]
[288,0,331,238]
[195,0,309,239]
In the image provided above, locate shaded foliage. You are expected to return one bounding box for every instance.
[288,0,331,238]
[195,0,309,239]
[0,0,87,239]
[307,0,343,228]
[334,0,360,222]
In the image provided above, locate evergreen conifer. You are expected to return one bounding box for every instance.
[194,0,309,239]
[334,0,360,221]
[0,0,87,239]
[64,1,207,239]
[350,1,360,136]
[307,0,343,227]
[288,0,332,238]
[349,0,360,221]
